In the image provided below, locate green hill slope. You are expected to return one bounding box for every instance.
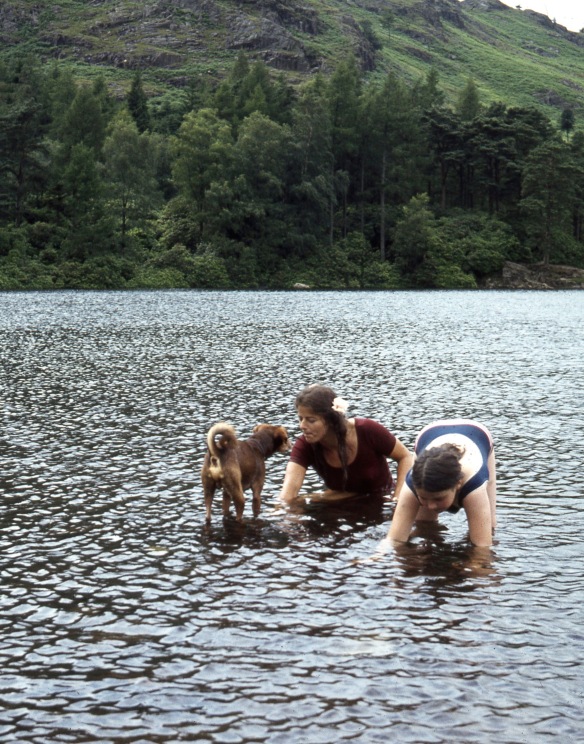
[0,0,584,118]
[1,0,583,115]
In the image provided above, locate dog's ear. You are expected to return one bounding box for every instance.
[276,426,291,450]
[253,424,267,434]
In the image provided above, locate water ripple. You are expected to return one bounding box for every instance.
[1,289,583,742]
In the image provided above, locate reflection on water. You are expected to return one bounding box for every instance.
[1,289,583,742]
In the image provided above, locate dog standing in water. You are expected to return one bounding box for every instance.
[202,422,290,522]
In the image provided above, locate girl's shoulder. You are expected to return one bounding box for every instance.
[353,418,396,448]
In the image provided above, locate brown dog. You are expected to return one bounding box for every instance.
[202,422,290,522]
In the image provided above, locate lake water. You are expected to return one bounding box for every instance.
[1,289,583,743]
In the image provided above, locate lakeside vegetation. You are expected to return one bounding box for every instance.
[1,51,583,290]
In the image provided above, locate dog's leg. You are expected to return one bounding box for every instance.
[251,476,265,518]
[232,488,245,522]
[221,470,245,522]
[221,485,245,522]
[222,490,244,521]
[203,482,215,523]
[222,491,232,520]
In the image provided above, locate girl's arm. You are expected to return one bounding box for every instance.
[389,439,414,502]
[487,447,497,531]
[279,460,307,504]
[463,485,493,546]
[387,485,420,543]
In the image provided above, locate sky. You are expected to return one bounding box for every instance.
[497,0,584,32]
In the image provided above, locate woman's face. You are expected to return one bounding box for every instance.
[415,487,457,513]
[297,405,328,444]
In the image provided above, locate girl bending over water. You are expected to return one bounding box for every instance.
[280,385,412,505]
[388,419,497,547]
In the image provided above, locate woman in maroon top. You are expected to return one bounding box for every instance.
[279,385,412,505]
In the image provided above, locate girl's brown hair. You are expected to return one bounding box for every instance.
[295,385,349,488]
[411,444,464,493]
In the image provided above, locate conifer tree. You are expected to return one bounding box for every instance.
[127,72,150,133]
[103,108,161,250]
[457,78,481,121]
[520,140,578,264]
[0,56,49,225]
[560,108,575,141]
[326,55,362,243]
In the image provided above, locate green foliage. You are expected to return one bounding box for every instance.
[145,243,230,288]
[393,197,516,287]
[0,225,30,258]
[290,234,400,290]
[126,267,189,289]
[360,20,382,52]
[392,193,435,283]
[1,0,584,124]
[435,212,518,277]
[57,143,115,260]
[560,108,575,140]
[212,55,295,128]
[190,253,231,288]
[0,55,50,225]
[127,72,150,133]
[456,78,481,121]
[380,9,395,33]
[54,256,130,289]
[58,86,107,157]
[169,107,234,246]
[0,257,55,290]
[520,139,580,263]
[0,49,582,291]
[431,262,477,289]
[103,108,162,248]
[0,227,56,289]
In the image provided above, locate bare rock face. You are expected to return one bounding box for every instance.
[485,261,584,289]
[250,0,322,35]
[461,0,511,14]
[225,13,314,71]
[396,0,467,35]
[0,0,381,74]
[1,0,582,80]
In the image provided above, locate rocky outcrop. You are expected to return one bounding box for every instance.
[226,13,314,72]
[484,261,584,289]
[461,0,511,14]
[396,0,467,38]
[1,0,582,86]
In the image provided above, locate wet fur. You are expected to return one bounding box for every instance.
[201,422,290,522]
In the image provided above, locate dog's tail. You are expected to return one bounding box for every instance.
[207,422,238,479]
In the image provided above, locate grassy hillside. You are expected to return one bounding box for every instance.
[1,0,583,119]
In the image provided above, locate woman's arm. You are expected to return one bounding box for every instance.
[387,485,420,543]
[463,486,493,546]
[389,438,414,501]
[279,460,307,504]
[487,447,497,531]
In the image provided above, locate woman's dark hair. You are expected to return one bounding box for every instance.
[411,444,464,493]
[295,384,349,488]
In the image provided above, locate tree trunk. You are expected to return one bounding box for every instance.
[379,147,386,260]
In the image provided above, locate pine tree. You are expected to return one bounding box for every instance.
[127,72,150,133]
[560,108,575,142]
[457,78,481,121]
[520,140,578,264]
[103,108,161,250]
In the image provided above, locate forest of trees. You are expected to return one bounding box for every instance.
[1,51,583,290]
